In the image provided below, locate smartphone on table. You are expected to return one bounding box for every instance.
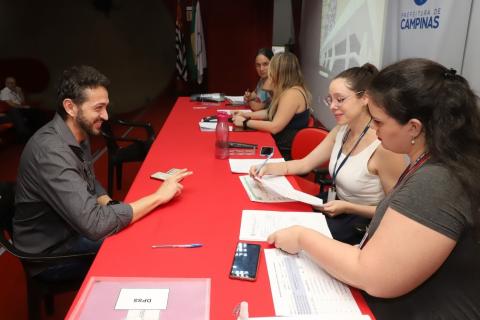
[229,242,261,281]
[260,146,274,157]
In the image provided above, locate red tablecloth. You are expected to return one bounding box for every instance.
[67,97,374,319]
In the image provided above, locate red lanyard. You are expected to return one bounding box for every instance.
[395,152,431,188]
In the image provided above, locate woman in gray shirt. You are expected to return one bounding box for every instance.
[267,58,480,319]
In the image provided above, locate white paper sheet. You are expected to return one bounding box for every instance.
[260,177,323,207]
[198,121,233,132]
[225,96,247,105]
[229,158,285,174]
[264,249,362,316]
[239,210,332,241]
[217,108,252,115]
[239,175,294,203]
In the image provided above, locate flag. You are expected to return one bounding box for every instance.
[175,0,188,82]
[193,0,207,84]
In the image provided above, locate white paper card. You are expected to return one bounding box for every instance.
[239,210,332,241]
[115,288,169,310]
[229,158,285,173]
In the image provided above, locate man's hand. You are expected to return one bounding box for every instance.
[155,169,193,204]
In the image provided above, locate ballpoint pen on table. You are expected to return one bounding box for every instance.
[151,243,203,248]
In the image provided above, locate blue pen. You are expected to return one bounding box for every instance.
[151,243,203,248]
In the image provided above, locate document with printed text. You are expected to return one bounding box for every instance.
[239,210,332,241]
[239,175,324,206]
[239,175,294,203]
[264,249,362,316]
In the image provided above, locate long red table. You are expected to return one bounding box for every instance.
[67,97,374,319]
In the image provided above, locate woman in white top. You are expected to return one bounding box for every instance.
[250,63,406,244]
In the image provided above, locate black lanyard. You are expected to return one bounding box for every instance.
[332,118,372,187]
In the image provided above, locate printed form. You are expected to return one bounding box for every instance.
[239,175,293,203]
[264,249,362,317]
[239,210,332,241]
[239,175,324,206]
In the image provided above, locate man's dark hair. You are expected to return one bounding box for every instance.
[56,66,110,119]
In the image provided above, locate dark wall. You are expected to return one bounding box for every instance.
[199,0,273,95]
[0,0,176,113]
[0,0,273,112]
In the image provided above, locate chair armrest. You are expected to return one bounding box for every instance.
[114,119,155,139]
[101,135,145,144]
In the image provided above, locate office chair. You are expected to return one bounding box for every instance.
[101,119,155,195]
[290,127,331,196]
[0,182,96,320]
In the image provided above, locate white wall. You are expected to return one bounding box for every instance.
[299,0,335,128]
[0,0,175,113]
[463,0,480,95]
[273,0,295,46]
[299,0,480,129]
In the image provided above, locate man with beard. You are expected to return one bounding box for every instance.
[13,66,192,280]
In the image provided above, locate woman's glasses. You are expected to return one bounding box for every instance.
[323,91,364,107]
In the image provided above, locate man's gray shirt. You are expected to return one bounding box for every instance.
[13,113,132,254]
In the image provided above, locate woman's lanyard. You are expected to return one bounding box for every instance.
[327,119,372,202]
[394,151,431,188]
[358,151,431,249]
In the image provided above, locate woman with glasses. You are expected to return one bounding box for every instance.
[250,63,405,244]
[243,48,274,111]
[266,58,480,319]
[233,52,311,160]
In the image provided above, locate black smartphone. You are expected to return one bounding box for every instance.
[260,146,274,157]
[229,242,261,281]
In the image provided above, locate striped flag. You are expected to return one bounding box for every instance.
[193,0,207,84]
[175,0,188,82]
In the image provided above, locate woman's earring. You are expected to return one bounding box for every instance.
[411,138,416,145]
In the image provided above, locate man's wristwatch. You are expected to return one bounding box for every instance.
[107,200,121,206]
[243,118,250,130]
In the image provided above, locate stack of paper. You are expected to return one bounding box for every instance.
[225,96,246,105]
[265,250,363,317]
[198,121,233,132]
[239,210,332,241]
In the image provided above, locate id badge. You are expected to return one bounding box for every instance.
[327,187,337,202]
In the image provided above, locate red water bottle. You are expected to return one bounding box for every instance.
[215,111,229,159]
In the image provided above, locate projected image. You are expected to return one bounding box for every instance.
[319,0,386,78]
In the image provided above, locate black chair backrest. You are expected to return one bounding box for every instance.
[0,182,16,235]
[100,121,119,152]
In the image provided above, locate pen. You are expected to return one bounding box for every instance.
[256,153,273,173]
[151,243,203,248]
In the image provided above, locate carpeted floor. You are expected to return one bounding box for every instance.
[0,95,175,320]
